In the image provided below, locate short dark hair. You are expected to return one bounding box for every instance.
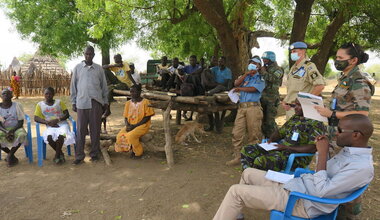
[131,84,142,92]
[173,57,179,61]
[339,43,369,64]
[190,55,197,59]
[45,87,55,95]
[220,56,226,61]
[85,45,94,53]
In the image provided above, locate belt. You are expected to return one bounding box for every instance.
[238,102,260,108]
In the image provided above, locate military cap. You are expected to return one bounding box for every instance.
[289,41,307,50]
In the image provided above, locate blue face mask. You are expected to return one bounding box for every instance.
[290,52,300,61]
[247,63,257,71]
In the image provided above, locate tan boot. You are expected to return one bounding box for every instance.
[226,152,241,166]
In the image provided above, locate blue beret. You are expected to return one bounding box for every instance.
[289,41,307,50]
[262,51,276,62]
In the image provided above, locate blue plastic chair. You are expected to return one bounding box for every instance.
[283,153,315,174]
[36,116,76,167]
[270,168,369,220]
[0,114,33,163]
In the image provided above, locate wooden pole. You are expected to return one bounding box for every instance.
[163,101,174,167]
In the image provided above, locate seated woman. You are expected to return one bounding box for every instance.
[115,84,155,157]
[0,88,27,167]
[241,99,326,171]
[34,87,75,164]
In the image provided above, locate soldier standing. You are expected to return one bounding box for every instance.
[260,51,284,138]
[282,41,325,120]
[315,42,373,220]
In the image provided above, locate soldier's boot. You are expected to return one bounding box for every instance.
[226,152,241,166]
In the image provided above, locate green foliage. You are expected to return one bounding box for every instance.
[3,0,136,58]
[366,64,380,75]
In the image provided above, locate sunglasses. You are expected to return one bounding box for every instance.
[337,127,363,135]
[288,104,298,108]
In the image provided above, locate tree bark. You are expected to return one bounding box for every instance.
[194,0,241,78]
[100,40,119,85]
[288,0,315,68]
[289,0,315,43]
[311,10,347,74]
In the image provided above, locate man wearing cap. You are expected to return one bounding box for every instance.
[260,51,284,138]
[282,41,325,120]
[226,58,265,166]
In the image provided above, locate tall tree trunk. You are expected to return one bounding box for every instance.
[311,10,346,74]
[230,0,252,74]
[194,0,241,78]
[288,0,315,68]
[100,40,119,85]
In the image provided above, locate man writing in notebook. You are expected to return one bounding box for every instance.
[241,99,326,171]
[213,114,374,219]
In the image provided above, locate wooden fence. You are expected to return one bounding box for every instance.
[0,70,71,96]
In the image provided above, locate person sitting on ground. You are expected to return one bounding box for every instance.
[162,57,184,92]
[203,56,232,95]
[34,87,76,164]
[129,63,141,85]
[0,88,27,167]
[241,99,326,171]
[214,114,374,220]
[115,84,155,158]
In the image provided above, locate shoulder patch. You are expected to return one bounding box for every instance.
[310,71,319,80]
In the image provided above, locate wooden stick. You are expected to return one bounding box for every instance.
[162,101,174,167]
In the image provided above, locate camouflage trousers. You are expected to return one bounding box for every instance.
[261,97,280,138]
[240,144,312,171]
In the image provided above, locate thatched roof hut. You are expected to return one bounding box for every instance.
[20,54,68,78]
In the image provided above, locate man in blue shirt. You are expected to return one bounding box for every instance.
[226,57,265,166]
[203,56,232,95]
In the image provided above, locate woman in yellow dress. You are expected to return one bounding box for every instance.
[115,84,154,157]
[10,71,21,99]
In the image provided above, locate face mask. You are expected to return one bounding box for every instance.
[334,59,350,71]
[290,52,300,61]
[247,63,257,71]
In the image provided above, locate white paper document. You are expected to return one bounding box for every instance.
[265,170,294,184]
[258,142,278,151]
[297,92,328,122]
[228,89,240,103]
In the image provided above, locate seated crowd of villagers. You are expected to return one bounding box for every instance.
[0,41,375,219]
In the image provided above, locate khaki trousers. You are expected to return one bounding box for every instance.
[286,108,295,121]
[232,105,263,155]
[213,168,309,220]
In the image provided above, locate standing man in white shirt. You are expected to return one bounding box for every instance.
[213,114,374,220]
[70,45,109,165]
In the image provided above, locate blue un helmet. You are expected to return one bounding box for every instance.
[261,51,276,62]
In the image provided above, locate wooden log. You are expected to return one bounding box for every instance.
[100,133,153,144]
[162,101,174,167]
[100,140,113,166]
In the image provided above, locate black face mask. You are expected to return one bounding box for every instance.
[334,59,350,71]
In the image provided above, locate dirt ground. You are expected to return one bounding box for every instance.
[0,82,379,220]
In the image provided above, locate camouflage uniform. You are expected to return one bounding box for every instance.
[241,115,326,171]
[328,66,373,144]
[284,58,325,119]
[324,66,373,220]
[260,62,284,138]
